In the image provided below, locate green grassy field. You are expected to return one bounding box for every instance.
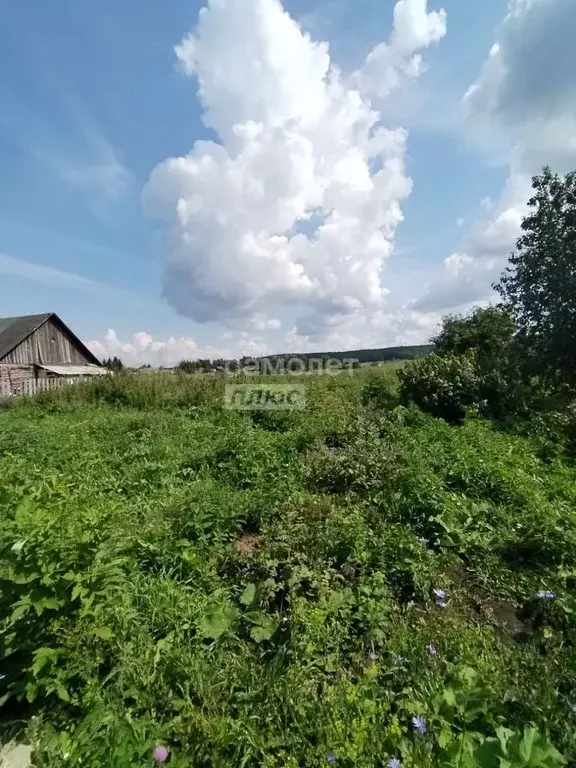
[1,369,575,766]
[358,361,407,372]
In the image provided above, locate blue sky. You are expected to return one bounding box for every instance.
[1,0,573,364]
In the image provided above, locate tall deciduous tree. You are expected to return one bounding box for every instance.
[495,167,576,387]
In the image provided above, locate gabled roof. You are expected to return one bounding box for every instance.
[0,313,53,361]
[0,312,102,366]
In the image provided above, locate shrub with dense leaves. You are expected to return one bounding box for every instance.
[304,417,403,496]
[361,372,399,411]
[398,350,482,423]
[432,306,516,363]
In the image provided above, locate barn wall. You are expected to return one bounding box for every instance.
[1,318,92,365]
[0,365,35,398]
[0,365,92,398]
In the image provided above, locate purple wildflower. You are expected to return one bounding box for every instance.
[432,589,448,608]
[388,759,401,768]
[426,644,437,657]
[153,746,169,764]
[327,752,336,764]
[412,715,427,735]
[433,588,448,608]
[537,590,556,600]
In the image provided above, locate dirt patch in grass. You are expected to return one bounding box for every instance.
[234,533,262,557]
[480,598,533,640]
[446,564,533,640]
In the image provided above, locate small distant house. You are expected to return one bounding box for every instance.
[0,312,106,397]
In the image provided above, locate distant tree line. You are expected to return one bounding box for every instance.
[247,345,432,373]
[294,345,433,364]
[172,345,431,375]
[102,356,124,372]
[176,359,240,374]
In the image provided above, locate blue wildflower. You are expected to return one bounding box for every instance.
[388,759,401,768]
[412,715,427,735]
[426,644,437,657]
[537,590,556,600]
[327,752,336,764]
[570,703,576,715]
[391,654,403,666]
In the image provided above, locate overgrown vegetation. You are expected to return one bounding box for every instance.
[0,368,574,766]
[1,167,576,766]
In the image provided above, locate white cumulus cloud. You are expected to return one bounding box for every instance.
[355,0,446,100]
[414,172,530,312]
[143,0,447,337]
[414,0,576,314]
[87,328,270,367]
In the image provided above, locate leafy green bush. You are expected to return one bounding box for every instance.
[362,372,399,411]
[399,351,482,423]
[304,417,403,496]
[412,305,532,422]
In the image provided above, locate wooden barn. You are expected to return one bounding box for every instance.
[0,312,106,398]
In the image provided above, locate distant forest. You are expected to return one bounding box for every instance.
[245,344,433,368]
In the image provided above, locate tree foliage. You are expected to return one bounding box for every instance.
[495,166,576,387]
[102,356,124,372]
[405,167,576,422]
[432,306,516,366]
[176,359,202,374]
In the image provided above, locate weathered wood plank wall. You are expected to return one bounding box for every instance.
[0,366,88,399]
[1,318,91,365]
